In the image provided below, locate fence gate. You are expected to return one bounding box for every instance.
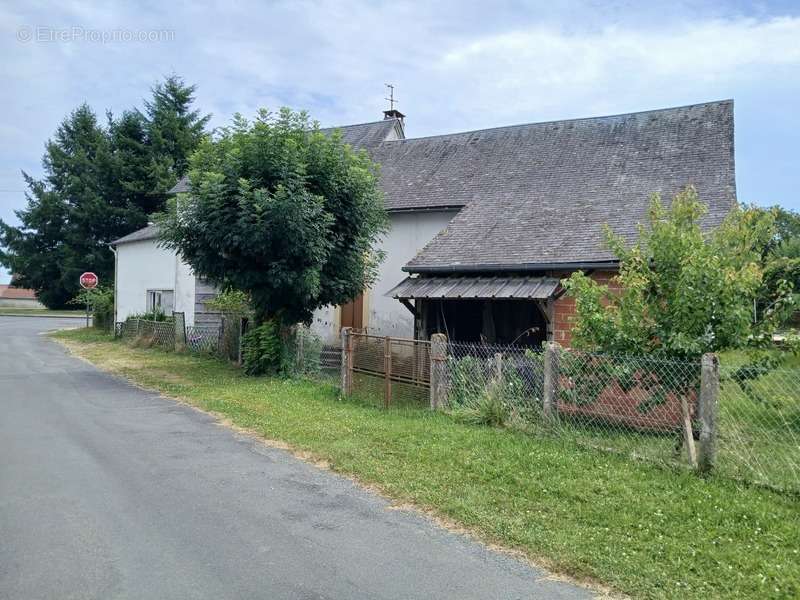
[346,331,431,408]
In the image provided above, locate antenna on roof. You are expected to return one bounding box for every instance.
[385,83,396,111]
[383,83,405,122]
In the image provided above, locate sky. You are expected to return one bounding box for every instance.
[2,0,799,283]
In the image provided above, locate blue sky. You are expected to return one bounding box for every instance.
[2,1,799,283]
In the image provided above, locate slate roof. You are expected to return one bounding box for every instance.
[111,224,160,246]
[162,100,735,270]
[405,100,736,271]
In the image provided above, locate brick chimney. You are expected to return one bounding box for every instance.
[383,108,405,123]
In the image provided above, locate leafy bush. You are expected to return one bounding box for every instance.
[242,319,290,375]
[205,289,251,316]
[126,309,173,322]
[563,187,775,360]
[71,287,114,330]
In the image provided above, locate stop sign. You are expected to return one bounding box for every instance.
[79,272,99,289]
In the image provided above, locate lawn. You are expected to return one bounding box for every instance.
[52,328,800,599]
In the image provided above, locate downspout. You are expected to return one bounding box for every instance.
[109,243,118,325]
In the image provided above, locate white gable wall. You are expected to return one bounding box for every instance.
[114,240,198,325]
[311,210,456,342]
[115,209,455,336]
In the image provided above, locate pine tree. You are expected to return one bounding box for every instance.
[0,77,210,308]
[144,75,210,182]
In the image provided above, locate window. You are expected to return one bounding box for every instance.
[146,289,174,315]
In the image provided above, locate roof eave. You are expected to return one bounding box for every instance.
[404,260,620,274]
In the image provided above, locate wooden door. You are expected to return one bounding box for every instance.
[340,293,364,330]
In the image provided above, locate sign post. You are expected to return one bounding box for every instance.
[79,272,99,328]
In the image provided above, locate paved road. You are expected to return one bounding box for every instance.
[0,317,594,600]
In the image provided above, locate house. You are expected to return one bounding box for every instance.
[110,224,204,324]
[111,100,735,345]
[0,283,44,309]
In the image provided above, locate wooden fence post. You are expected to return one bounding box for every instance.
[340,327,352,397]
[542,342,559,424]
[698,352,720,473]
[430,333,448,409]
[384,336,392,409]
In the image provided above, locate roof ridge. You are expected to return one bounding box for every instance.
[385,99,733,144]
[320,118,399,131]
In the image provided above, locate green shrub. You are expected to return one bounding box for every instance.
[452,383,510,427]
[70,287,114,330]
[242,319,291,375]
[126,309,173,322]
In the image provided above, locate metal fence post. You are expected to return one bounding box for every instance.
[340,327,352,396]
[237,317,245,366]
[698,352,720,473]
[384,336,392,409]
[218,317,226,358]
[174,312,186,351]
[430,333,448,409]
[543,342,559,424]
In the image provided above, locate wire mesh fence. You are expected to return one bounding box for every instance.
[446,341,544,421]
[718,364,800,493]
[144,321,175,350]
[444,343,800,492]
[545,350,704,469]
[116,319,176,350]
[115,320,138,339]
[290,325,340,381]
[186,325,221,354]
[343,329,800,493]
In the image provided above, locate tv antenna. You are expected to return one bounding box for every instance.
[385,84,397,111]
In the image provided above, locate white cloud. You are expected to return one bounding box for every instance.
[2,2,800,283]
[432,16,800,125]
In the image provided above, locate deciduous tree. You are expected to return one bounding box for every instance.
[158,108,388,371]
[563,187,779,360]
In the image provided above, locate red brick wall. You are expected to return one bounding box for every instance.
[551,270,618,348]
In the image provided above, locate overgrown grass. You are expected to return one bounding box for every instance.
[51,328,800,599]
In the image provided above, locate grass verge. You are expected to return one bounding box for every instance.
[52,328,800,599]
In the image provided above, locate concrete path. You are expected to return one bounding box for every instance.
[0,317,595,600]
